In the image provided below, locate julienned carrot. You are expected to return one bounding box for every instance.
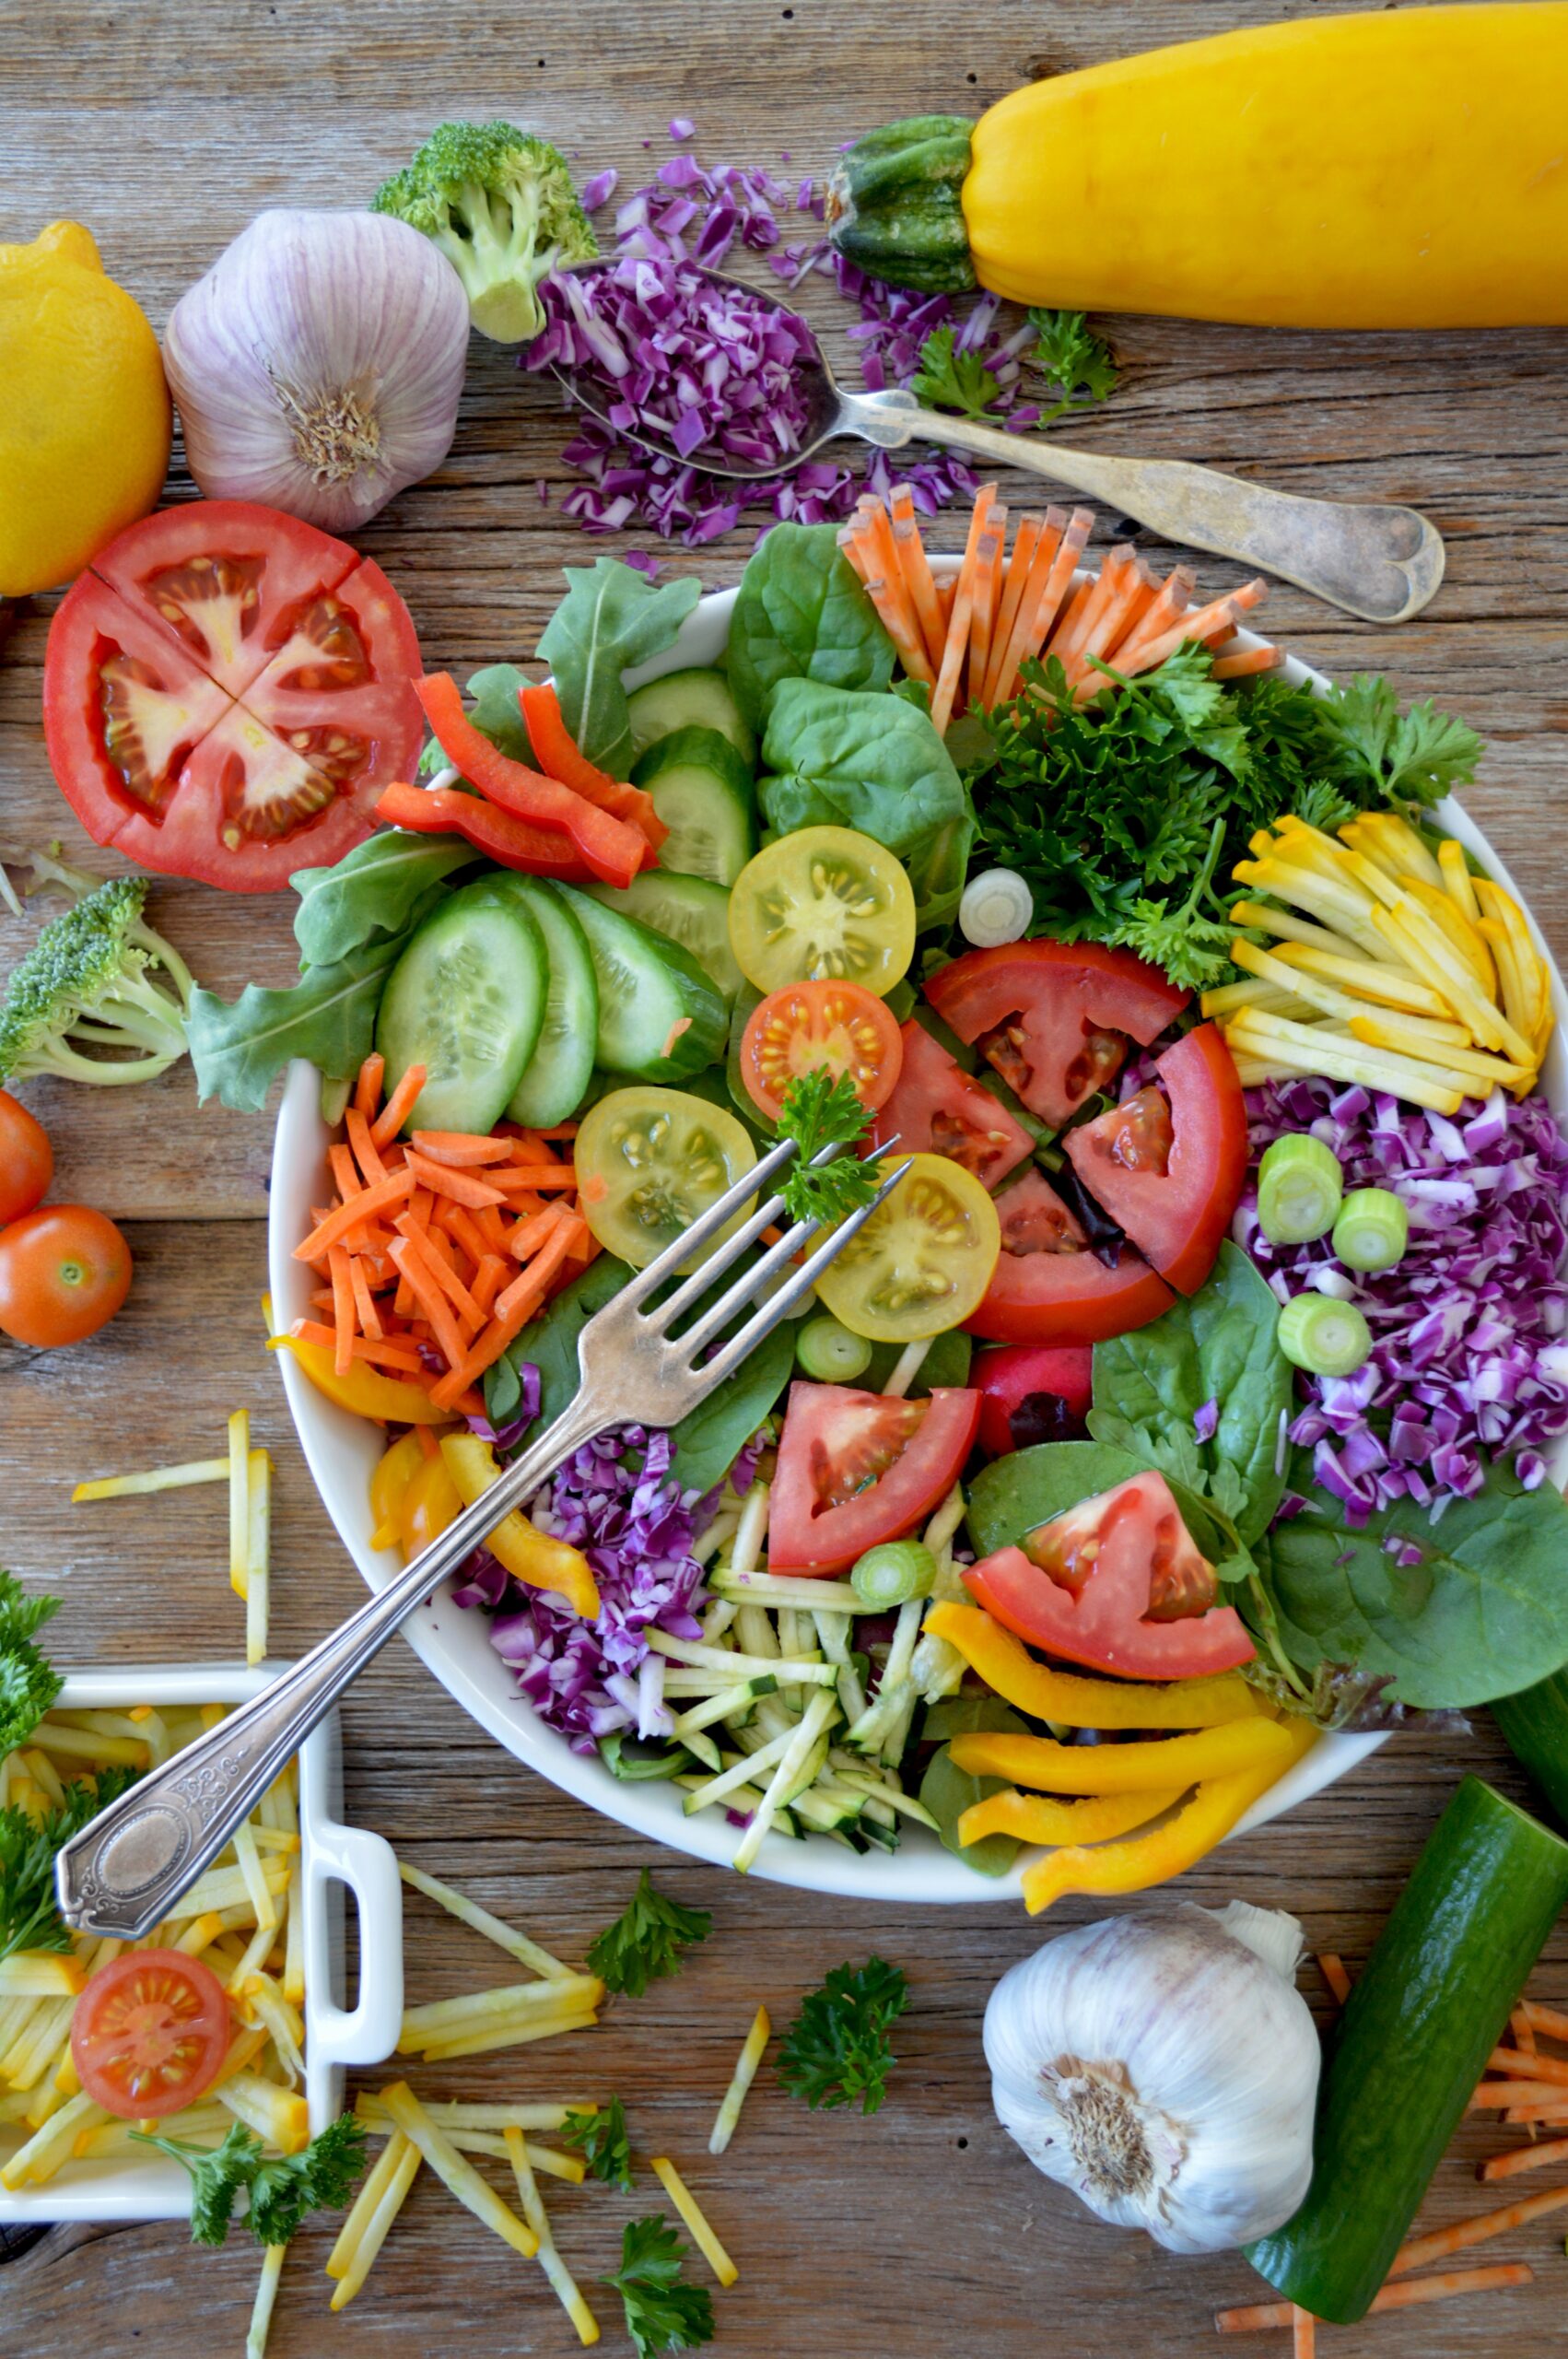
[403,1149,509,1208]
[392,1216,485,1332]
[295,1167,415,1263]
[1469,2080,1568,2110]
[328,1244,357,1376]
[889,481,947,670]
[410,1132,516,1168]
[1520,2001,1568,2042]
[505,1202,571,1259]
[353,1052,384,1122]
[1215,2262,1534,2332]
[930,484,994,734]
[1317,1954,1352,2005]
[345,1108,389,1189]
[1211,643,1281,681]
[1291,2308,1313,2359]
[370,1064,428,1150]
[1485,2046,1568,2088]
[1001,507,1092,702]
[982,511,1043,703]
[1481,2136,1568,2182]
[518,680,667,847]
[472,1255,507,1319]
[330,1144,360,1208]
[348,1253,383,1343]
[387,1238,469,1372]
[491,1165,580,1192]
[290,1322,426,1376]
[493,1215,587,1324]
[966,516,1007,706]
[1388,2181,1568,2277]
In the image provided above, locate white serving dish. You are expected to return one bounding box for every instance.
[268,581,1568,1904]
[0,1664,403,2224]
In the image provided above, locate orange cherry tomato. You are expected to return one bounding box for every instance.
[0,1204,131,1346]
[740,980,903,1122]
[398,1449,463,1559]
[71,1949,231,2120]
[0,1092,53,1225]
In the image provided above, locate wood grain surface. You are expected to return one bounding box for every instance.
[3,3,1566,2352]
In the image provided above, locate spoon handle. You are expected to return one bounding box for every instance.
[842,392,1444,627]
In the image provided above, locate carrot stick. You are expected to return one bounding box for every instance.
[1291,2307,1313,2359]
[414,1424,440,1460]
[1520,2001,1568,2042]
[348,1254,383,1342]
[1103,561,1159,658]
[353,1052,385,1122]
[1469,2081,1568,2110]
[1060,557,1151,693]
[983,511,1066,705]
[1484,2047,1568,2088]
[854,554,938,688]
[1317,1954,1352,2005]
[1508,2104,1568,2125]
[861,502,933,682]
[327,1245,357,1376]
[370,1063,428,1149]
[410,1133,516,1168]
[1049,548,1129,672]
[1216,2263,1534,2332]
[930,487,994,736]
[387,1238,469,1372]
[492,1216,587,1323]
[345,1108,389,1189]
[966,516,1007,714]
[1128,581,1269,676]
[981,512,1043,705]
[1109,561,1195,667]
[490,1166,580,1193]
[1481,2136,1568,2183]
[427,1223,585,1410]
[889,482,947,670]
[471,1255,507,1319]
[393,1216,485,1332]
[403,1150,509,1209]
[1389,2181,1568,2277]
[294,1167,415,1263]
[329,1143,361,1210]
[505,1202,571,1261]
[999,506,1093,702]
[439,1203,498,1273]
[1211,644,1281,681]
[290,1322,426,1376]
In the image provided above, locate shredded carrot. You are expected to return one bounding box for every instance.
[1389,2181,1568,2277]
[393,1216,486,1332]
[387,1237,469,1371]
[1216,2263,1533,2332]
[294,1167,415,1263]
[370,1062,428,1149]
[1485,2046,1568,2089]
[345,1108,389,1189]
[491,1166,582,1193]
[327,1245,357,1376]
[353,1052,384,1121]
[1481,2136,1568,2183]
[409,1132,516,1168]
[1469,2080,1568,2110]
[492,1215,587,1324]
[1520,2001,1568,2042]
[348,1253,383,1343]
[290,1322,426,1376]
[1317,1954,1352,2005]
[403,1149,509,1208]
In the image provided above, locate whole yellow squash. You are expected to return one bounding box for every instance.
[0,222,170,596]
[828,5,1568,329]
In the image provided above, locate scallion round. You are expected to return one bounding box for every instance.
[1257,1133,1344,1244]
[850,1541,937,1610]
[1332,1187,1410,1273]
[1277,1292,1374,1379]
[795,1314,873,1384]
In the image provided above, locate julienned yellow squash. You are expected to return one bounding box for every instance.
[828,6,1568,330]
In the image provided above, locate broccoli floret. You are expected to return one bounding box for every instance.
[372,119,597,345]
[0,871,194,1086]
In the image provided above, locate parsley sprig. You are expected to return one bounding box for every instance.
[1,1766,138,1963]
[134,2116,368,2248]
[586,1869,711,1999]
[775,1068,878,1230]
[562,2093,635,2190]
[910,324,999,419]
[603,2215,715,2358]
[0,1570,63,1756]
[1024,307,1119,424]
[777,1956,909,2117]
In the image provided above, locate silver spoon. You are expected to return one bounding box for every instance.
[552,259,1443,627]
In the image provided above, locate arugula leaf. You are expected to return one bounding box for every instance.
[0,1571,62,1755]
[186,934,410,1112]
[1,1766,137,1962]
[1024,307,1119,423]
[290,831,472,967]
[562,2094,635,2191]
[775,1068,878,1230]
[777,1957,909,2116]
[603,2215,715,2358]
[462,663,539,765]
[910,324,1000,419]
[135,2114,368,2248]
[728,522,895,731]
[586,1869,711,1999]
[536,559,702,779]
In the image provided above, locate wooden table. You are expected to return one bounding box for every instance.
[4,3,1566,2350]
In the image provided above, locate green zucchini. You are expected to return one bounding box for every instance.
[825,115,977,296]
[1244,1777,1568,2322]
[1493,1670,1568,1826]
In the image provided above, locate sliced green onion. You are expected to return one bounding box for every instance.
[1332,1187,1410,1273]
[1257,1133,1344,1244]
[849,1542,937,1610]
[795,1314,873,1383]
[1277,1292,1373,1378]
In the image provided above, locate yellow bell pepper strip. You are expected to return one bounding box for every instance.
[948,1715,1296,1796]
[369,1433,430,1552]
[261,1294,452,1425]
[1019,1719,1318,1917]
[439,1434,600,1621]
[922,1602,1264,1730]
[957,1785,1185,1852]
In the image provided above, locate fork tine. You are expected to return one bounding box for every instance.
[615,1133,799,1308]
[692,1157,913,1384]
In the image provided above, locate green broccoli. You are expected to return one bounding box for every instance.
[0,858,194,1087]
[372,120,597,345]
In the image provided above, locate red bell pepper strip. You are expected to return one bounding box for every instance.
[415,674,652,889]
[375,782,593,884]
[518,681,667,851]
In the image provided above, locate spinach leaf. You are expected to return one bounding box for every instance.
[918,1694,1029,1878]
[727,523,895,732]
[290,832,472,968]
[759,680,974,933]
[666,1317,794,1496]
[965,1438,1239,1577]
[186,933,410,1113]
[537,560,702,778]
[1258,1455,1568,1709]
[486,1253,632,1428]
[1088,1244,1293,1544]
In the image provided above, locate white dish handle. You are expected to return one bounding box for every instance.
[306,1814,404,2073]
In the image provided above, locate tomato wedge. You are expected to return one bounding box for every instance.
[925,940,1190,1129]
[1063,1024,1247,1296]
[769,1380,982,1574]
[972,1342,1093,1456]
[741,980,903,1121]
[870,1019,1034,1189]
[965,1166,1174,1345]
[44,501,424,890]
[965,1471,1256,1679]
[71,1948,231,2119]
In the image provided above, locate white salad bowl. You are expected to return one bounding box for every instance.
[268,583,1568,1904]
[0,1664,403,2224]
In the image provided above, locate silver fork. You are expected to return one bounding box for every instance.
[56,1133,910,1939]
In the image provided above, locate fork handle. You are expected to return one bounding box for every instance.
[54,1393,608,1941]
[840,388,1445,627]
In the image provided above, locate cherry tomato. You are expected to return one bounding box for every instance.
[812,1151,1000,1344]
[1062,1025,1247,1296]
[0,1091,53,1224]
[870,1019,1034,1190]
[71,1948,231,2119]
[769,1379,982,1574]
[0,1204,131,1346]
[926,939,1190,1129]
[398,1449,463,1559]
[728,827,915,998]
[741,980,903,1121]
[965,1167,1175,1347]
[972,1342,1094,1456]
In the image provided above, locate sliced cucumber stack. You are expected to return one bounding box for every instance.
[586,871,744,1003]
[631,725,758,886]
[554,883,728,1084]
[376,879,549,1134]
[482,874,600,1127]
[626,665,755,768]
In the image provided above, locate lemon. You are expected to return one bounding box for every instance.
[0,222,171,597]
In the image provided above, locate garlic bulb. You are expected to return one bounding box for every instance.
[959,866,1032,948]
[983,1901,1319,2253]
[165,210,470,532]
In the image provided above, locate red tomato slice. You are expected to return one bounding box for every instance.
[769,1379,982,1574]
[742,981,903,1121]
[925,941,1190,1129]
[1063,1024,1247,1296]
[44,503,423,891]
[972,1342,1093,1456]
[870,1019,1034,1189]
[965,1470,1256,1679]
[71,1948,231,2120]
[965,1166,1175,1345]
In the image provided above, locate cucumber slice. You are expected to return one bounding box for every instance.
[553,883,728,1083]
[631,726,758,886]
[376,880,547,1134]
[586,872,743,1002]
[481,874,599,1126]
[626,666,755,768]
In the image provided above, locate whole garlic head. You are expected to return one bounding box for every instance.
[983,1902,1320,2254]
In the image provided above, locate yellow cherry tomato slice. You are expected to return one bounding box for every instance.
[574,1086,756,1273]
[727,826,915,998]
[813,1150,1001,1343]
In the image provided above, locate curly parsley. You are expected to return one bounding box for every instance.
[776,1068,878,1229]
[587,1870,711,2000]
[1,1765,138,1963]
[135,2115,369,2248]
[0,1571,63,1756]
[777,1956,909,2117]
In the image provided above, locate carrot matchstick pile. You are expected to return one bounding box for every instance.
[290,1052,594,1416]
[841,483,1275,735]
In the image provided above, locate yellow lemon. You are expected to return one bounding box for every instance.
[0,222,170,597]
